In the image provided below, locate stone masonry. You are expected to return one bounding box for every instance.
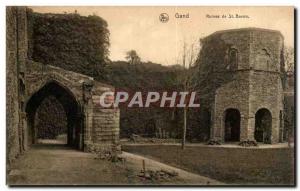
[197,28,284,144]
[6,7,120,165]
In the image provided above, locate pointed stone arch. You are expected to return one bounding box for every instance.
[25,80,83,149]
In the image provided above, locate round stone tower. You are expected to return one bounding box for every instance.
[197,28,284,144]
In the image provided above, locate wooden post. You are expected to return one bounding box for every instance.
[182,106,187,150]
[142,159,146,174]
[288,131,291,147]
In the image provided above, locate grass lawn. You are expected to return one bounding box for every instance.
[122,144,295,185]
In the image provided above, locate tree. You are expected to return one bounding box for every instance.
[284,46,294,74]
[283,46,294,143]
[179,41,199,149]
[125,50,141,65]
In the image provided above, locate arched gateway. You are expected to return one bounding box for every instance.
[255,108,272,144]
[23,61,120,152]
[224,108,241,142]
[26,81,82,148]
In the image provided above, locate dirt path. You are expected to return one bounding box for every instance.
[8,144,223,186]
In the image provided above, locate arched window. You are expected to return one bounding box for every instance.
[227,48,238,70]
[19,79,25,96]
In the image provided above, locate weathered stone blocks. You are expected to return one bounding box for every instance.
[7,7,121,165]
[197,28,284,144]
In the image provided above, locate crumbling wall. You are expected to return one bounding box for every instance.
[7,7,121,163]
[6,6,29,164]
[197,29,251,141]
[197,28,284,143]
[85,82,120,153]
[7,6,20,164]
[248,30,284,143]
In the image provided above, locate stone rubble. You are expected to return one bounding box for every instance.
[138,169,179,180]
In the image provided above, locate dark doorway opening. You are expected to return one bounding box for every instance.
[26,81,83,149]
[255,108,272,144]
[224,109,241,142]
[145,119,156,137]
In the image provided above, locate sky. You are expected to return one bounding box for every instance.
[31,6,294,66]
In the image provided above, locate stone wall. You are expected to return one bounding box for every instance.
[214,71,250,141]
[7,7,120,164]
[84,82,120,153]
[6,6,29,164]
[7,6,20,164]
[197,28,284,143]
[24,61,120,152]
[248,30,284,143]
[249,72,283,143]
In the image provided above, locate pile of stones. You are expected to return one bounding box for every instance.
[206,139,221,145]
[238,140,258,147]
[129,134,180,144]
[138,169,178,180]
[95,150,126,163]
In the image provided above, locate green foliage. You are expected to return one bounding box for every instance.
[28,12,110,80]
[125,50,141,65]
[26,10,201,140]
[105,61,184,138]
[35,96,67,139]
[105,61,182,90]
